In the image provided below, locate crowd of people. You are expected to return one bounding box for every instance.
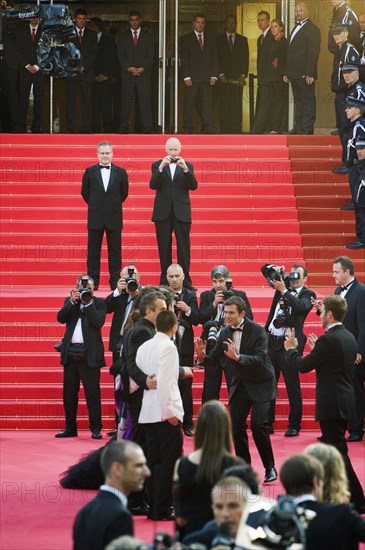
[1,2,365,134]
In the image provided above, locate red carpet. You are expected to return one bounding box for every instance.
[1,431,364,550]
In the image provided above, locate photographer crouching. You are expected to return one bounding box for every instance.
[263,264,316,437]
[55,274,106,439]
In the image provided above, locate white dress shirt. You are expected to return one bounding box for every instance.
[137,332,184,423]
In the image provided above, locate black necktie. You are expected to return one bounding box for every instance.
[100,165,110,169]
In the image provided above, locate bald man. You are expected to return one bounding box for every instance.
[149,138,198,289]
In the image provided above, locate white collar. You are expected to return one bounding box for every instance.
[99,484,128,506]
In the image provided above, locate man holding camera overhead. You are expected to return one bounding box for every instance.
[55,274,106,440]
[150,137,198,290]
[264,264,316,437]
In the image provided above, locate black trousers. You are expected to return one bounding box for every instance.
[183,81,215,133]
[268,339,302,430]
[291,77,316,134]
[252,83,272,133]
[63,359,102,432]
[348,361,365,436]
[155,208,192,287]
[143,421,183,517]
[179,353,194,428]
[17,70,45,132]
[229,382,274,471]
[65,76,92,133]
[335,90,352,163]
[92,80,114,133]
[119,74,152,133]
[203,362,233,403]
[320,418,365,512]
[87,227,121,289]
[218,82,243,134]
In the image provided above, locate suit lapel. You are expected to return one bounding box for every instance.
[94,164,104,192]
[107,163,115,192]
[239,320,251,352]
[163,165,173,181]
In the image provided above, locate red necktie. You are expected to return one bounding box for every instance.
[31,27,36,42]
[133,30,138,46]
[198,33,203,50]
[78,29,83,44]
[229,34,234,50]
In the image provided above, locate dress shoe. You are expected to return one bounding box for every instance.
[147,511,175,521]
[55,429,77,438]
[264,467,278,483]
[106,430,117,437]
[333,164,349,174]
[288,129,298,134]
[91,430,102,440]
[346,241,365,250]
[340,202,354,210]
[129,503,150,516]
[347,434,364,442]
[184,426,195,437]
[285,427,300,437]
[268,424,274,435]
[330,129,339,136]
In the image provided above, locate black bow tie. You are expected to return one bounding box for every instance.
[340,282,353,291]
[230,326,243,333]
[100,165,110,169]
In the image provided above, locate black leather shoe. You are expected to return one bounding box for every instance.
[106,430,117,437]
[347,434,364,442]
[91,431,102,440]
[268,424,274,435]
[55,429,77,438]
[340,202,354,210]
[129,504,150,516]
[285,427,300,437]
[333,165,349,174]
[346,241,365,250]
[330,129,339,136]
[264,467,278,483]
[184,426,195,437]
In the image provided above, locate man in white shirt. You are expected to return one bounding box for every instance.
[137,310,184,521]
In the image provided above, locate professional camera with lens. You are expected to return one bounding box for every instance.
[222,278,234,300]
[261,264,287,288]
[125,264,138,292]
[206,319,225,344]
[273,299,292,329]
[77,275,92,304]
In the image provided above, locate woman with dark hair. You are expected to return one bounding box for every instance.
[268,18,288,133]
[173,400,241,539]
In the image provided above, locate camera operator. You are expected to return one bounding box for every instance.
[264,264,316,437]
[199,265,253,402]
[167,263,198,436]
[55,274,106,440]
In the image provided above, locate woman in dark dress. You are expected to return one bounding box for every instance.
[173,400,241,540]
[268,19,288,133]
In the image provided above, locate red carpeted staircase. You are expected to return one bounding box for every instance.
[0,133,361,432]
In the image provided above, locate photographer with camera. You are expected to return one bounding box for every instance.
[264,264,316,437]
[55,274,106,440]
[166,263,197,436]
[199,265,253,402]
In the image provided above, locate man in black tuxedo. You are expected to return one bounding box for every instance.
[285,294,365,514]
[284,2,321,135]
[55,274,106,440]
[279,454,365,550]
[181,14,218,134]
[265,264,316,436]
[196,296,277,483]
[88,18,117,133]
[81,141,129,290]
[73,440,150,550]
[167,263,198,436]
[150,137,198,289]
[328,0,360,55]
[199,264,253,402]
[252,11,274,134]
[65,8,97,134]
[15,17,45,133]
[216,15,249,134]
[117,10,154,134]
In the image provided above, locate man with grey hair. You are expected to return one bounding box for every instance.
[81,141,129,290]
[199,265,253,401]
[150,138,198,289]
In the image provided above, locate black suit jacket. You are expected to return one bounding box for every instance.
[203,319,276,403]
[93,33,117,78]
[16,23,42,68]
[175,287,199,359]
[216,33,249,79]
[257,29,274,85]
[81,163,129,230]
[57,296,106,369]
[286,325,357,421]
[73,489,134,550]
[181,32,219,83]
[117,28,155,78]
[106,291,131,352]
[150,161,198,223]
[335,279,365,358]
[286,19,321,79]
[199,288,253,325]
[70,27,98,79]
[265,286,316,354]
